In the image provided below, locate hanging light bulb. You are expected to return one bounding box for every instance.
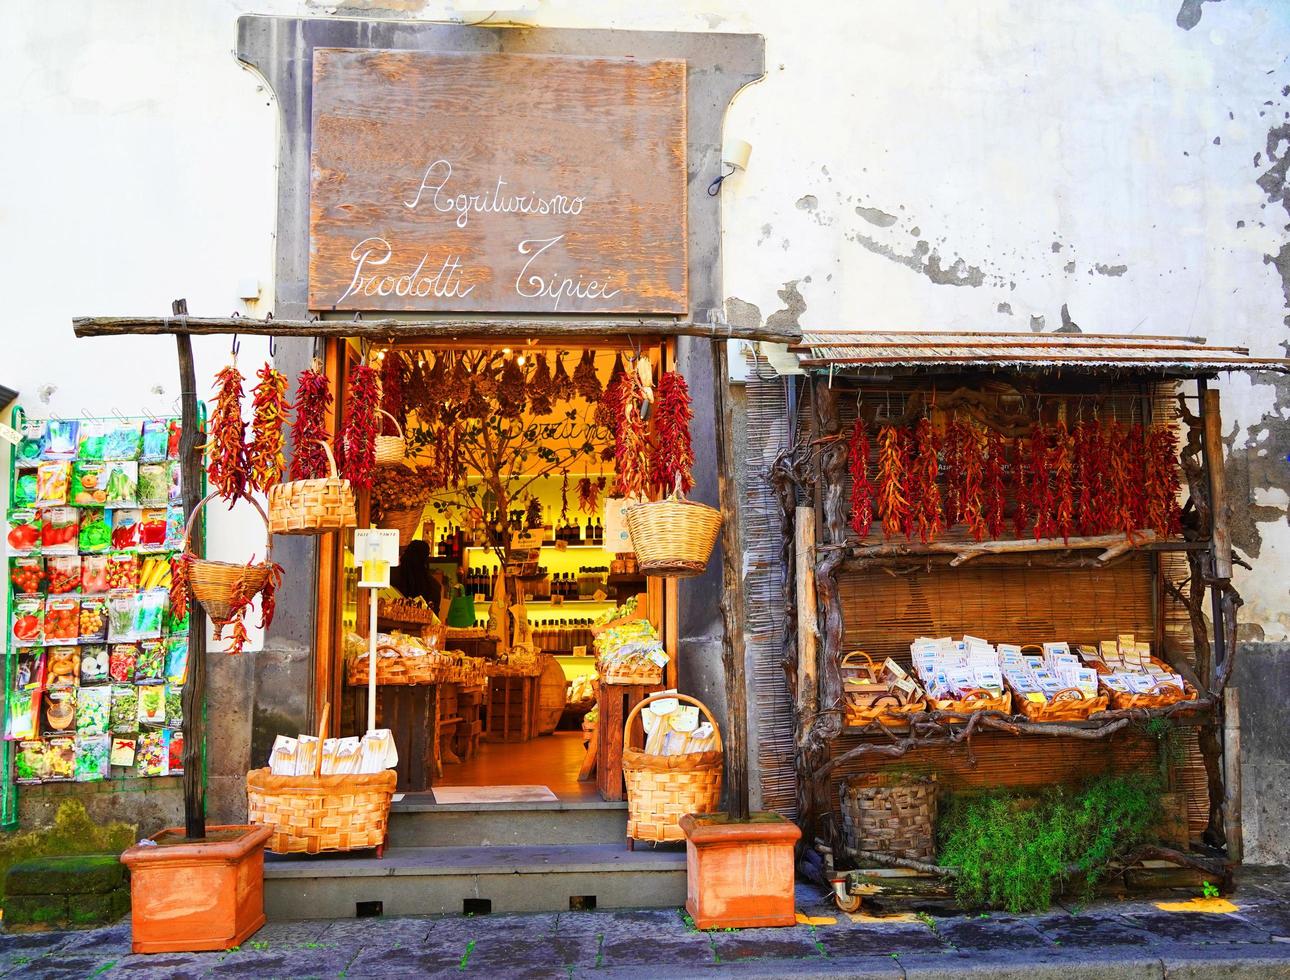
[517,355,527,366]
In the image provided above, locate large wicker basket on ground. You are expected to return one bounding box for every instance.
[268,440,356,536]
[624,496,722,578]
[622,693,723,845]
[245,705,397,855]
[841,772,938,863]
[181,492,274,630]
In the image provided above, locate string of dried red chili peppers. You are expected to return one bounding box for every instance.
[560,471,570,525]
[1050,420,1075,543]
[847,418,874,538]
[1010,436,1030,536]
[875,426,909,539]
[259,561,285,631]
[613,369,650,499]
[221,564,256,654]
[960,420,988,542]
[1145,425,1183,535]
[577,475,600,515]
[169,553,194,623]
[909,418,944,544]
[1028,423,1057,540]
[650,370,696,497]
[942,414,968,526]
[247,364,289,492]
[983,428,1006,539]
[380,351,404,435]
[289,364,334,482]
[340,362,381,489]
[207,363,248,503]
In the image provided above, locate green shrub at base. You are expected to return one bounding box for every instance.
[937,775,1161,913]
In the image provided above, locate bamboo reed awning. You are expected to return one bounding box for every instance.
[789,330,1290,376]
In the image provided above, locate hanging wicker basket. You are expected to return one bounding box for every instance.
[181,492,275,631]
[377,505,426,544]
[622,693,723,845]
[246,705,397,855]
[624,495,722,578]
[374,410,406,467]
[268,440,357,536]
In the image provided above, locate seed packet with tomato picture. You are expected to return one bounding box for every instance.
[80,555,109,594]
[15,420,45,467]
[102,462,138,508]
[11,597,43,646]
[44,600,80,644]
[166,730,184,774]
[78,597,107,644]
[42,420,79,461]
[12,473,38,508]
[36,462,71,507]
[14,651,45,692]
[166,420,182,459]
[41,687,76,737]
[9,557,46,596]
[14,739,46,782]
[78,508,111,554]
[108,644,139,684]
[137,510,168,551]
[72,462,108,506]
[6,692,40,742]
[45,736,75,781]
[79,646,108,685]
[75,733,110,782]
[6,510,42,556]
[40,507,79,555]
[104,422,142,462]
[46,556,81,595]
[105,553,139,592]
[140,420,168,463]
[109,737,136,768]
[109,509,142,551]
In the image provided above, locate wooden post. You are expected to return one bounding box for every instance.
[173,299,208,841]
[1223,686,1244,863]
[713,340,750,822]
[1202,388,1233,582]
[795,506,819,720]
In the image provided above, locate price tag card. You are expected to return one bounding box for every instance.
[355,529,401,565]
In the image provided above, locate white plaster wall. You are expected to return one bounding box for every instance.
[3,0,1289,640]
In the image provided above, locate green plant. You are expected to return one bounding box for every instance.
[0,800,136,900]
[1202,880,1220,899]
[937,775,1161,913]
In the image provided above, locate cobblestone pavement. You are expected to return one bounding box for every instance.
[4,867,1290,978]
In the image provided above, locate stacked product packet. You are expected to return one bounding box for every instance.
[909,635,1003,700]
[266,728,399,776]
[1076,634,1186,696]
[1001,642,1100,705]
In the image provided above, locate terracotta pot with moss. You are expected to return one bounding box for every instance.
[120,825,273,954]
[679,812,801,929]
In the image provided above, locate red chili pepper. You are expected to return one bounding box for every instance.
[848,418,874,538]
[649,371,696,497]
[290,366,335,482]
[984,428,1006,539]
[247,363,290,492]
[207,363,249,503]
[340,363,381,489]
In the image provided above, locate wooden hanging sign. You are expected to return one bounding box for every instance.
[309,49,688,315]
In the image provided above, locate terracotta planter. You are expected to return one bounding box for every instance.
[120,824,272,954]
[679,812,801,929]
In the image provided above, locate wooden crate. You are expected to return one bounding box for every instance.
[596,682,664,801]
[484,675,537,743]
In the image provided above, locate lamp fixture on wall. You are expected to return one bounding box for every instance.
[707,138,752,196]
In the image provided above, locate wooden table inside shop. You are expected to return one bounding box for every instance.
[596,680,665,801]
[345,679,484,793]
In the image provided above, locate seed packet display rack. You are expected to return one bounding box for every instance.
[775,368,1250,884]
[2,406,206,828]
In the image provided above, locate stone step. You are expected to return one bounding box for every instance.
[387,798,630,847]
[263,844,687,920]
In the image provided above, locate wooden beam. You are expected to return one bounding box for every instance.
[71,314,800,345]
[713,339,751,822]
[844,530,1160,566]
[795,506,819,721]
[1224,686,1243,863]
[173,299,208,841]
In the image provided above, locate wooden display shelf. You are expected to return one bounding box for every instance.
[483,674,538,743]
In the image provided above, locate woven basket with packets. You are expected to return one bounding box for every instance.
[622,693,723,845]
[841,772,938,863]
[246,706,397,855]
[1095,656,1198,711]
[928,688,1012,716]
[841,651,926,729]
[1009,684,1109,723]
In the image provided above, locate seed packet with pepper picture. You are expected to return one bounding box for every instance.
[78,508,111,554]
[138,555,171,592]
[9,557,46,596]
[79,646,108,685]
[40,507,79,555]
[108,644,139,684]
[45,647,80,688]
[80,555,109,594]
[137,510,168,551]
[46,556,81,595]
[75,734,110,782]
[6,510,42,555]
[44,601,80,644]
[109,737,136,768]
[104,422,142,462]
[36,462,71,507]
[166,420,182,458]
[77,687,111,736]
[135,641,166,684]
[11,597,43,646]
[105,553,138,591]
[42,420,79,461]
[140,420,169,463]
[72,462,108,506]
[166,730,184,774]
[41,688,76,737]
[109,509,142,551]
[14,651,45,692]
[46,737,75,781]
[109,685,138,735]
[14,739,46,783]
